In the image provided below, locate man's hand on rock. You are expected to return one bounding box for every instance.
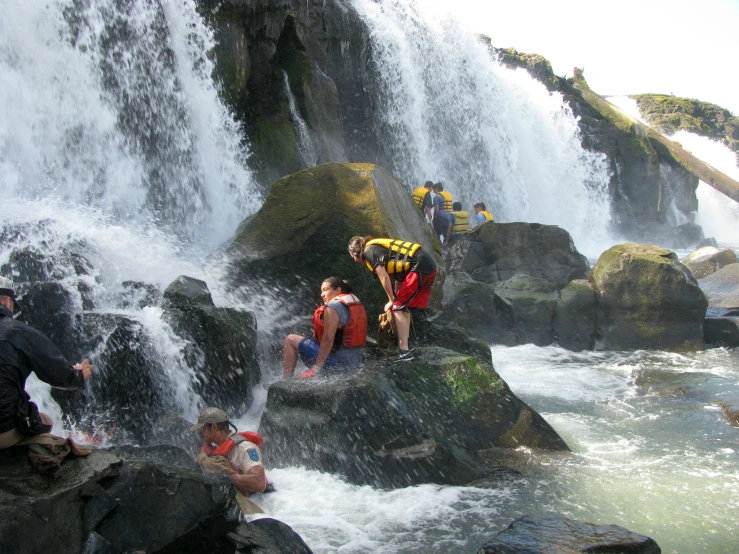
[74,358,94,380]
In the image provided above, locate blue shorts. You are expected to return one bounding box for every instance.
[298,338,364,372]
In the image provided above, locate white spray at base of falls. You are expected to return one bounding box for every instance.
[0,0,259,247]
[0,0,263,433]
[352,0,615,255]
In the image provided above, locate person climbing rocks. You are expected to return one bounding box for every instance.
[348,236,437,362]
[432,183,454,245]
[283,277,367,379]
[412,180,434,227]
[474,202,494,225]
[193,407,269,515]
[0,276,94,461]
[450,201,470,242]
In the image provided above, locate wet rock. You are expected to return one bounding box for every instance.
[446,222,589,290]
[260,347,568,489]
[698,263,739,311]
[162,275,260,415]
[440,272,499,343]
[720,400,739,427]
[120,280,162,309]
[681,246,738,279]
[0,446,243,554]
[224,519,314,554]
[491,275,558,347]
[590,243,707,352]
[224,162,444,316]
[553,279,596,351]
[478,514,661,553]
[704,317,739,347]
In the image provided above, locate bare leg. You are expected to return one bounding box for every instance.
[392,311,411,351]
[283,334,304,379]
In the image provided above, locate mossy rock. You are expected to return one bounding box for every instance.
[259,347,568,488]
[553,279,596,351]
[224,162,443,314]
[589,243,708,351]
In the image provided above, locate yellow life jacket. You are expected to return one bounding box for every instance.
[439,191,453,212]
[479,210,494,222]
[412,187,430,208]
[451,211,470,234]
[364,239,421,276]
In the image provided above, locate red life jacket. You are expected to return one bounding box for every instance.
[200,431,264,457]
[312,293,367,349]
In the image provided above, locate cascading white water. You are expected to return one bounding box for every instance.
[0,0,262,431]
[1,0,259,246]
[352,0,615,255]
[283,71,318,168]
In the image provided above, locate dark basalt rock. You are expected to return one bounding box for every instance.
[704,317,739,347]
[478,514,661,553]
[259,347,569,489]
[162,275,260,415]
[491,275,558,347]
[446,222,589,290]
[0,445,311,554]
[698,263,739,311]
[553,279,596,351]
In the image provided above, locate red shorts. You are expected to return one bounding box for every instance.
[392,270,437,311]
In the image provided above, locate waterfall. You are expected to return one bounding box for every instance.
[283,71,318,168]
[0,0,259,246]
[0,0,263,434]
[352,0,614,254]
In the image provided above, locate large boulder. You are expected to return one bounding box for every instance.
[0,445,313,554]
[590,243,708,351]
[698,263,739,312]
[681,246,738,279]
[224,162,444,316]
[491,275,558,347]
[162,275,260,415]
[478,515,661,553]
[259,347,569,489]
[446,222,589,290]
[704,317,739,347]
[553,279,596,351]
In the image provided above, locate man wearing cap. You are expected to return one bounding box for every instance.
[192,407,267,498]
[0,277,94,449]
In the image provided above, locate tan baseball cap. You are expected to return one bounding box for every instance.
[190,407,228,431]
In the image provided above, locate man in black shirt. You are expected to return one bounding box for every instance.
[0,277,93,449]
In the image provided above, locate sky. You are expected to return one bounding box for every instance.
[419,0,739,115]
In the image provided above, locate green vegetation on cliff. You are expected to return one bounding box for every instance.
[632,94,739,162]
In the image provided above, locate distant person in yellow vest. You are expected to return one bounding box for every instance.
[412,181,434,226]
[348,236,437,362]
[473,202,494,226]
[450,201,470,241]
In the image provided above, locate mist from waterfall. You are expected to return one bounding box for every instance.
[0,0,263,431]
[352,0,615,255]
[0,0,259,247]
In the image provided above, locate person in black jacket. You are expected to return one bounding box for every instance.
[0,277,93,449]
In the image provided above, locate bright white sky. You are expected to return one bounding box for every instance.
[419,0,739,115]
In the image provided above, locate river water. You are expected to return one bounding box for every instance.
[2,1,738,553]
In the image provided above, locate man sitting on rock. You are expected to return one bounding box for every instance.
[283,277,367,379]
[193,407,268,514]
[473,202,494,226]
[0,276,94,454]
[348,236,437,362]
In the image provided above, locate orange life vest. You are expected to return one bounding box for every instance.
[312,293,367,349]
[200,431,264,457]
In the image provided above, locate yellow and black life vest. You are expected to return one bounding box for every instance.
[451,211,470,234]
[479,210,493,222]
[364,238,421,276]
[439,191,453,212]
[412,187,430,208]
